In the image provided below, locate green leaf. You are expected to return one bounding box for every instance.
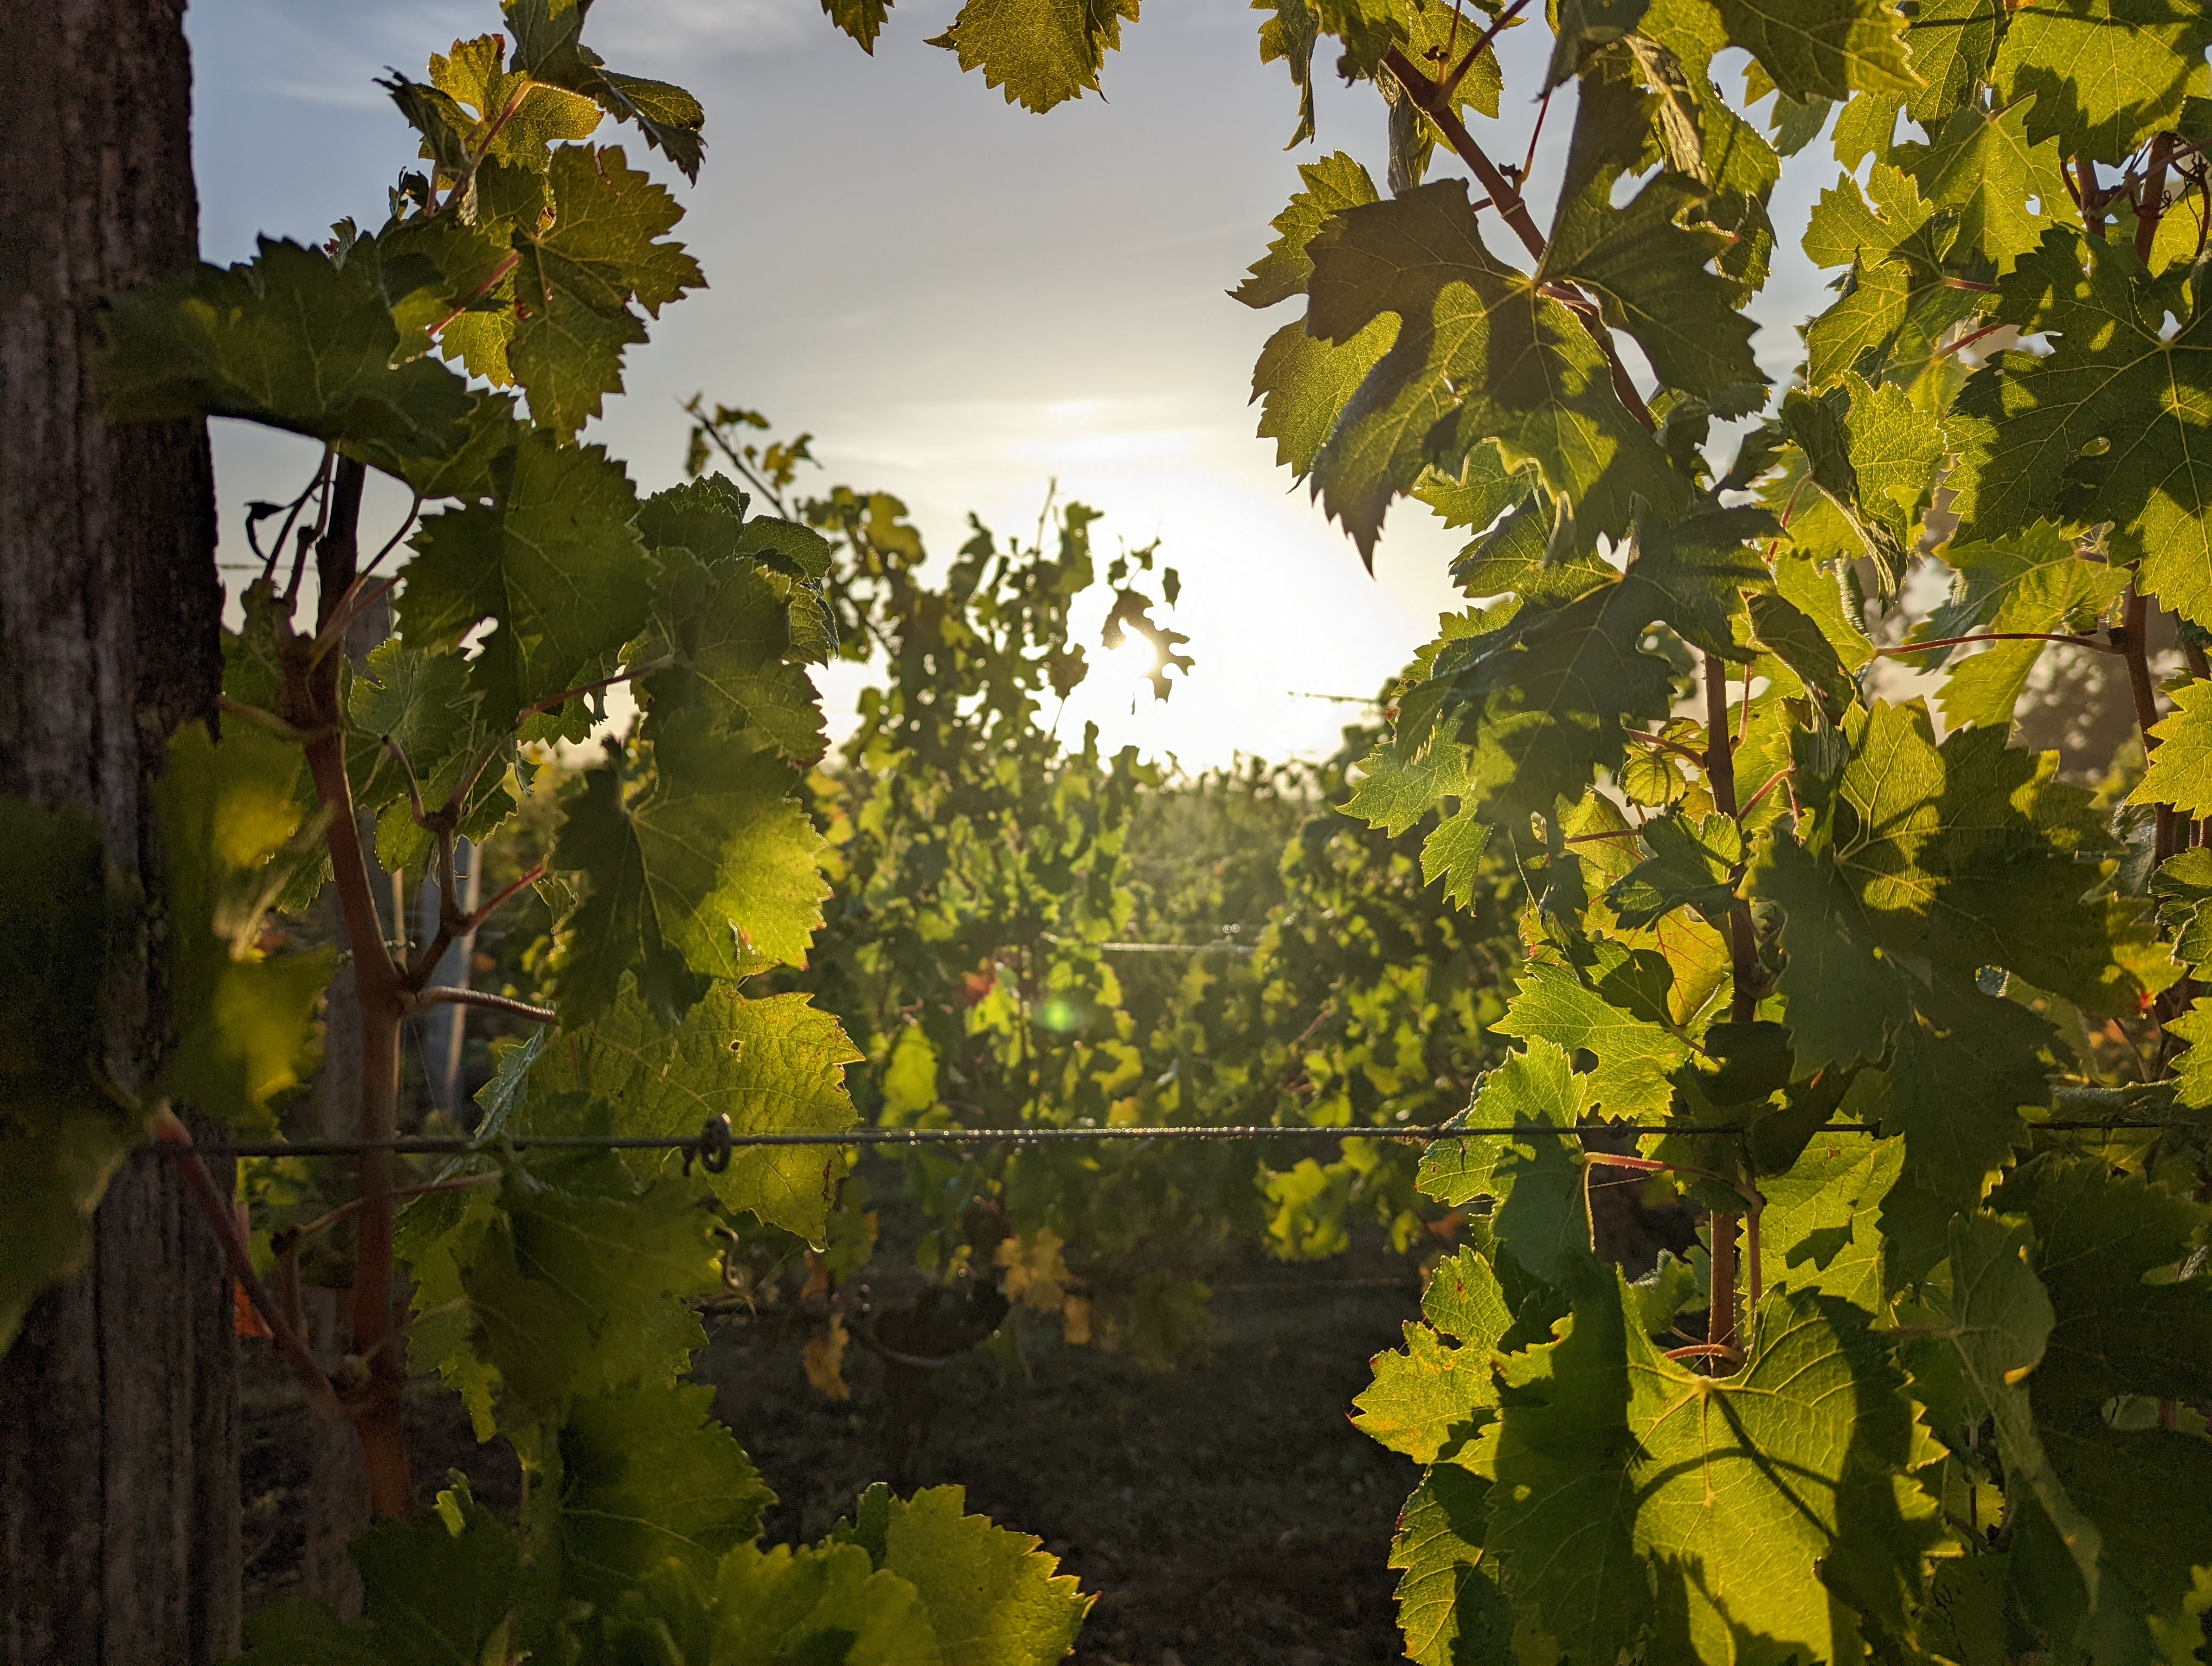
[1925,520,2130,733]
[837,1485,1091,1666]
[1901,0,2003,127]
[710,1540,940,1665]
[926,0,1141,113]
[1619,501,1778,661]
[1477,1276,1940,1660]
[0,802,140,1355]
[1250,314,1394,484]
[1343,742,1471,839]
[502,0,708,179]
[2132,678,2212,817]
[1605,809,1742,929]
[400,432,652,721]
[643,548,827,765]
[1893,99,2078,275]
[1992,1155,2212,1415]
[1749,591,1859,721]
[1420,805,1491,911]
[344,1479,527,1666]
[1541,172,1763,399]
[155,723,335,1133]
[1416,1037,1592,1281]
[551,738,827,1026]
[1783,379,1947,595]
[1799,164,1977,388]
[99,238,476,484]
[1950,233,2212,629]
[1296,180,1686,561]
[1354,1321,1500,1463]
[557,1381,775,1604]
[820,0,896,52]
[505,145,704,437]
[459,1159,722,1412]
[1756,1132,1902,1310]
[1388,1465,1513,1666]
[1713,0,1918,101]
[1993,0,2212,159]
[1490,961,1692,1122]
[537,989,861,1243]
[1232,152,1378,310]
[1921,1212,2104,1600]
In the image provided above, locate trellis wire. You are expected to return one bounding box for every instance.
[152,1116,2185,1162]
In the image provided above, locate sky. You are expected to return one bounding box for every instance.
[184,0,1842,769]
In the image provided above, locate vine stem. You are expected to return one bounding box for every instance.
[152,1106,344,1421]
[298,454,415,1516]
[2114,586,2180,866]
[1875,630,2118,658]
[414,986,558,1025]
[1380,46,1656,432]
[1704,650,1756,1362]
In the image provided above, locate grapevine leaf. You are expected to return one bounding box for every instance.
[1420,805,1491,911]
[1924,520,2129,732]
[155,723,335,1133]
[423,34,603,171]
[1994,0,2212,159]
[1250,315,1394,483]
[557,1382,775,1604]
[345,1482,526,1666]
[1232,152,1379,310]
[1354,1321,1499,1463]
[1298,180,1686,561]
[1619,501,1778,661]
[835,1485,1091,1666]
[0,803,138,1354]
[1469,1276,1642,1664]
[1422,1244,1517,1345]
[1950,233,2212,629]
[1541,172,1763,399]
[710,1541,940,1664]
[1344,742,1471,839]
[1992,1155,2212,1414]
[99,238,475,483]
[1893,99,2077,275]
[1256,0,1320,145]
[1755,1132,1902,1310]
[1921,1212,2103,1599]
[1748,592,1858,721]
[642,550,827,765]
[1605,809,1742,929]
[1416,1037,1592,1281]
[1712,0,1918,101]
[1774,549,1876,669]
[1799,164,1973,388]
[1388,1466,1513,1666]
[459,1159,722,1412]
[1491,961,1692,1122]
[819,0,896,52]
[399,432,652,721]
[2037,1419,2212,1652]
[926,0,1141,113]
[2132,680,2212,817]
[493,144,703,437]
[502,0,708,178]
[538,989,861,1243]
[1901,0,2003,127]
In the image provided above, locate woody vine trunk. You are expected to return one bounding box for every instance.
[0,0,234,1659]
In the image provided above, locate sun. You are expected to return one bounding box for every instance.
[1096,631,1164,699]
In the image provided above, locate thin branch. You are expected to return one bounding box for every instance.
[1440,0,1530,102]
[1665,1342,1742,1362]
[1938,322,2008,362]
[356,492,423,589]
[1875,630,2118,658]
[1519,82,1555,185]
[219,695,327,746]
[252,449,333,587]
[1740,766,1793,817]
[1626,728,1709,765]
[291,1174,503,1243]
[1939,275,1998,294]
[384,736,428,826]
[466,862,546,932]
[152,1107,344,1421]
[438,656,677,826]
[1566,827,1642,844]
[306,575,401,671]
[428,250,521,338]
[415,986,559,1024]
